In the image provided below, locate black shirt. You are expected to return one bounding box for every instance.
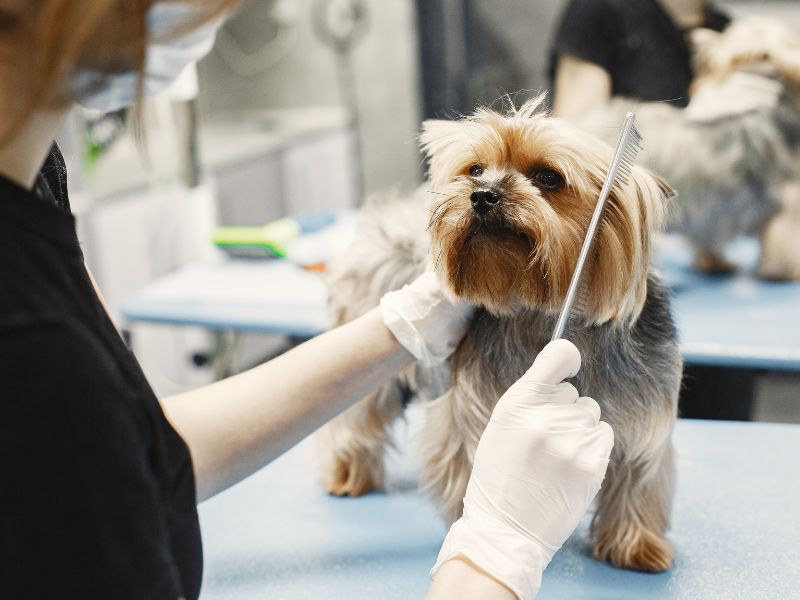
[0,145,202,599]
[550,0,730,106]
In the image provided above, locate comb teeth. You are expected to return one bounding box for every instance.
[616,123,643,187]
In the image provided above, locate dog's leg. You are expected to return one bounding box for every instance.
[420,390,477,524]
[591,430,676,572]
[757,182,800,280]
[319,381,406,497]
[691,248,737,274]
[420,368,494,524]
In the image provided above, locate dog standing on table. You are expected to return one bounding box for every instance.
[320,97,682,572]
[582,17,800,279]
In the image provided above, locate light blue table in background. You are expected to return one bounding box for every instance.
[122,232,800,371]
[655,236,800,372]
[198,418,800,599]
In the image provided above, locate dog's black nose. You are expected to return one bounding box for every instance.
[471,188,502,215]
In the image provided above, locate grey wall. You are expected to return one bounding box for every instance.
[197,0,423,196]
[195,0,800,200]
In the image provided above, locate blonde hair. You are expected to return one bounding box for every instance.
[0,0,240,143]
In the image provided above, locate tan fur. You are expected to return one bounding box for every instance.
[758,181,800,280]
[691,18,800,92]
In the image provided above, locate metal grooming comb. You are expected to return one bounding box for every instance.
[551,112,642,342]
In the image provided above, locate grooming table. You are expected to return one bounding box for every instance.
[198,418,800,599]
[121,259,329,337]
[122,231,800,371]
[656,235,800,371]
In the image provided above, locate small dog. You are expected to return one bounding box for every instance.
[320,96,682,572]
[582,17,800,278]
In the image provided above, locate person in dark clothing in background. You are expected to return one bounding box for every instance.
[550,0,730,119]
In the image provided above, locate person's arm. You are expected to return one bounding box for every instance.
[552,54,612,120]
[160,271,473,502]
[548,0,617,120]
[161,307,412,501]
[427,558,516,600]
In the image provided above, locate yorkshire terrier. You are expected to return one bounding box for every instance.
[583,17,800,279]
[320,96,682,573]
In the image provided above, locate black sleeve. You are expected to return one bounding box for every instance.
[0,324,183,599]
[549,0,621,75]
[705,3,731,32]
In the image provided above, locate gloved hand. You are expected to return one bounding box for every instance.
[380,270,474,367]
[430,340,614,600]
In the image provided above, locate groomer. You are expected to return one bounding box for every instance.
[550,0,730,118]
[0,2,612,599]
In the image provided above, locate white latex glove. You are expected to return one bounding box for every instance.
[380,270,474,367]
[430,340,614,600]
[685,68,783,122]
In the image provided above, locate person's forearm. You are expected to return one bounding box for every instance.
[161,307,414,501]
[552,55,612,120]
[426,558,517,600]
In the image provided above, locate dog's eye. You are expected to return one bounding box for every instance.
[469,164,484,177]
[530,168,564,190]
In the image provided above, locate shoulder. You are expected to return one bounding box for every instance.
[555,0,625,30]
[551,0,625,74]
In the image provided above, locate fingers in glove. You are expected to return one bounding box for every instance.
[593,420,615,456]
[575,396,601,425]
[525,339,581,385]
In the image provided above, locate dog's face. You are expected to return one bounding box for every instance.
[422,97,671,324]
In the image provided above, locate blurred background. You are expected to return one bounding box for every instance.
[56,0,799,421]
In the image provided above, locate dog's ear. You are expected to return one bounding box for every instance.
[587,164,672,324]
[419,119,464,159]
[654,172,677,201]
[629,166,674,235]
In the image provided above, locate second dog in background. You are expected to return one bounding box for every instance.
[319,97,682,573]
[583,17,800,279]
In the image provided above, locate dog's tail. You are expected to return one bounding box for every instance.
[326,188,430,326]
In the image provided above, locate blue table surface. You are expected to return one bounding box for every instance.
[655,236,800,371]
[122,232,800,370]
[198,418,800,600]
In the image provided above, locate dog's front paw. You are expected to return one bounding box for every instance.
[324,453,382,497]
[593,528,674,573]
[692,249,737,275]
[757,214,800,281]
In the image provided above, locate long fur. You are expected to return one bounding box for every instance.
[319,97,681,573]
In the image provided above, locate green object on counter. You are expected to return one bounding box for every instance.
[212,218,300,258]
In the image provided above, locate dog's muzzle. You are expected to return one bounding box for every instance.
[471,187,502,215]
